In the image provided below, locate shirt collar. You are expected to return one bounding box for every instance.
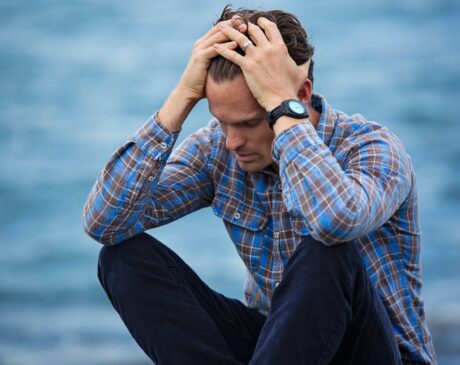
[312,93,335,147]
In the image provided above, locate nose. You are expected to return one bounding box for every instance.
[225,127,246,151]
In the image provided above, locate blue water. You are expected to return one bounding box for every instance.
[1,0,459,364]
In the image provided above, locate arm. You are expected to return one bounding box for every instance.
[82,19,244,245]
[214,18,412,244]
[82,116,215,245]
[273,121,412,244]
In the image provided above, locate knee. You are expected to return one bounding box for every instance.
[99,233,143,267]
[285,236,362,284]
[296,236,360,264]
[98,233,165,279]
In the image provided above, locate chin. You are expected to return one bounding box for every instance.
[237,160,270,173]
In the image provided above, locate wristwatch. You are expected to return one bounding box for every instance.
[267,99,309,129]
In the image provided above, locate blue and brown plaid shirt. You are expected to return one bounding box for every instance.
[83,95,436,364]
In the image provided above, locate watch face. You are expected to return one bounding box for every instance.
[288,100,306,115]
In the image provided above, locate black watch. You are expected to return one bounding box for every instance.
[267,99,309,129]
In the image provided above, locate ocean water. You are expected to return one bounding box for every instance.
[1,0,459,364]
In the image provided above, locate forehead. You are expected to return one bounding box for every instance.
[206,75,266,124]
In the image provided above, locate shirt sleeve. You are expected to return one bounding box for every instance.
[82,114,214,245]
[272,121,412,245]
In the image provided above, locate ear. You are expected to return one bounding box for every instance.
[297,79,313,105]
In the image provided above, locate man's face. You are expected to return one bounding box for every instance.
[205,74,275,172]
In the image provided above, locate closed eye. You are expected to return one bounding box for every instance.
[242,119,262,127]
[218,118,263,130]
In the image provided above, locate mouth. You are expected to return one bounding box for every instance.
[235,152,256,162]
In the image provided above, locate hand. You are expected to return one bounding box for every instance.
[158,18,246,131]
[213,17,309,111]
[177,18,246,103]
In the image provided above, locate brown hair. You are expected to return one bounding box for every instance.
[209,5,315,84]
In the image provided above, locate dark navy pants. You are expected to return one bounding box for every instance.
[98,233,401,365]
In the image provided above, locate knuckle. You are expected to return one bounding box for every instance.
[193,49,207,60]
[258,17,273,26]
[263,46,275,57]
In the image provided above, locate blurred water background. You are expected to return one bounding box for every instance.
[1,0,459,364]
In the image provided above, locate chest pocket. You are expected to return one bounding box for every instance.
[212,193,268,231]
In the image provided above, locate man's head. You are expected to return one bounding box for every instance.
[208,5,315,84]
[205,6,315,172]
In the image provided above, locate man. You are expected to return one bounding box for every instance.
[83,6,436,365]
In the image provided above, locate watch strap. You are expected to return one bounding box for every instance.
[267,99,309,129]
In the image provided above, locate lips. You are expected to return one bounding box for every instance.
[235,152,256,162]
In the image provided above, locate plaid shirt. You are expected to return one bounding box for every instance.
[83,95,436,364]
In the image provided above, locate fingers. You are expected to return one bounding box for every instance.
[203,40,238,59]
[218,23,256,53]
[197,18,246,49]
[256,17,284,44]
[198,30,232,50]
[218,18,285,50]
[200,18,234,41]
[213,42,245,66]
[246,22,269,47]
[231,15,248,33]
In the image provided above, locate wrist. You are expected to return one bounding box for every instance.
[267,98,309,131]
[171,83,203,104]
[264,94,298,112]
[158,87,198,132]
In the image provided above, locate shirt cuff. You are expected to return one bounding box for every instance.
[272,121,323,165]
[129,112,181,161]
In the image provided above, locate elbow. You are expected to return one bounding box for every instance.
[81,209,114,246]
[82,220,107,246]
[83,224,111,245]
[81,207,143,246]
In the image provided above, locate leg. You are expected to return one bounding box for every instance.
[98,233,266,365]
[249,235,401,365]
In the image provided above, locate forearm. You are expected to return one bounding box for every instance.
[158,86,199,132]
[274,123,412,245]
[82,116,180,245]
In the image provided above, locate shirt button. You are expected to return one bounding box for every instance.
[160,142,167,149]
[275,281,280,288]
[234,212,241,220]
[148,176,154,182]
[274,231,280,239]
